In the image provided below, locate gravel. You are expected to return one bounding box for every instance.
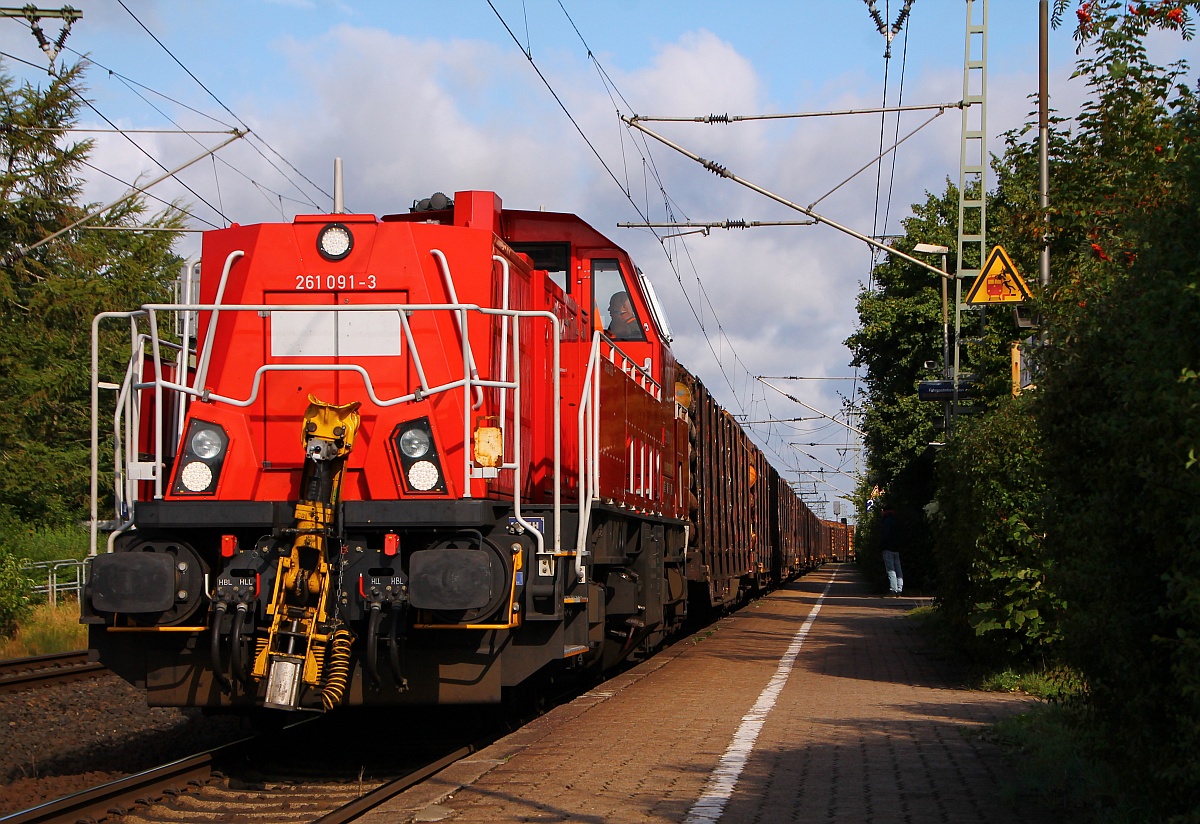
[0,671,254,816]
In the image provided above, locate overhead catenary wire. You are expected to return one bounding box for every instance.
[875,15,912,268]
[795,469,853,495]
[19,127,236,134]
[13,129,245,258]
[115,0,242,131]
[64,82,233,225]
[628,100,961,124]
[67,9,331,209]
[758,378,865,438]
[78,158,222,230]
[854,0,916,485]
[542,3,883,477]
[808,106,944,210]
[615,219,816,237]
[487,0,642,210]
[102,63,322,215]
[0,43,241,225]
[491,0,775,437]
[621,117,948,281]
[792,448,861,482]
[547,6,776,431]
[547,6,833,473]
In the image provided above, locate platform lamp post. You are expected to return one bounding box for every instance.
[913,243,951,436]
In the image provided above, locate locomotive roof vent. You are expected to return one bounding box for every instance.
[411,192,453,213]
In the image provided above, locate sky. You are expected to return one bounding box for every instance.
[0,1,1195,520]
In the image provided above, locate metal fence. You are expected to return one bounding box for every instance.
[19,559,86,606]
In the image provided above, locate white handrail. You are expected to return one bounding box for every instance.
[508,318,542,555]
[599,331,662,400]
[193,249,244,395]
[429,249,484,410]
[94,298,565,555]
[176,260,200,439]
[575,333,602,582]
[92,308,147,556]
[494,255,511,462]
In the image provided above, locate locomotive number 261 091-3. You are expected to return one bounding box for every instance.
[295,274,377,290]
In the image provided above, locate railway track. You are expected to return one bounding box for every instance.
[0,651,107,694]
[1,712,491,824]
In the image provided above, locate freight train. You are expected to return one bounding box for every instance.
[82,185,852,712]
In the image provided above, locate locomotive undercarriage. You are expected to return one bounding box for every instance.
[84,497,689,710]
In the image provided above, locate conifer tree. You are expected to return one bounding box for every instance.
[0,61,184,529]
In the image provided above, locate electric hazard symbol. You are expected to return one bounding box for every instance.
[965,246,1033,305]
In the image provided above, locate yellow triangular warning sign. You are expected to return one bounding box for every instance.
[965,246,1033,305]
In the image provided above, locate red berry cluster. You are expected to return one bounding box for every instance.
[1124,1,1186,25]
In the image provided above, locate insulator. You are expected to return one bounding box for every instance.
[703,160,730,178]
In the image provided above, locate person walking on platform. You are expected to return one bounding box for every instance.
[880,503,903,595]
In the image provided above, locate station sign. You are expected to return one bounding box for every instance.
[918,378,977,402]
[965,246,1033,305]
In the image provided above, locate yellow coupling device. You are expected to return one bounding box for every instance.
[255,396,362,711]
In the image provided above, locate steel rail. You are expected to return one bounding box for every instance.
[0,651,106,695]
[0,739,244,824]
[1,714,489,824]
[0,650,88,675]
[311,742,480,824]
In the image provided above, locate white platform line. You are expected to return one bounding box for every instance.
[685,568,838,824]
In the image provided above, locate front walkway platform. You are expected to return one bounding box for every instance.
[361,563,1052,823]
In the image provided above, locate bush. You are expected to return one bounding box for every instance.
[930,399,1061,664]
[0,547,34,637]
[1039,238,1200,814]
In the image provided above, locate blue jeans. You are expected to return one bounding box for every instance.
[882,550,903,593]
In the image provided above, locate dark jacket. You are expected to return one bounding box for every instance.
[880,509,900,553]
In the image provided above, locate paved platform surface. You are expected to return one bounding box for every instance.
[362,564,1052,823]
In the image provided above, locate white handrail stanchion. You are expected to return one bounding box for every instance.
[93,295,565,565]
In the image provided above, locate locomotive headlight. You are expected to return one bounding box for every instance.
[317,223,353,261]
[391,417,445,494]
[172,419,229,496]
[180,461,214,492]
[407,460,440,491]
[190,427,225,460]
[398,427,431,459]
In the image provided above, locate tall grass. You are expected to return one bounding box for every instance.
[0,599,87,657]
[992,703,1162,823]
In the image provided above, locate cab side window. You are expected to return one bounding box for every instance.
[592,259,644,342]
[510,242,570,294]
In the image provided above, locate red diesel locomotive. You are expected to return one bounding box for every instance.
[83,188,850,711]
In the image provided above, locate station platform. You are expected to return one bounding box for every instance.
[361,563,1053,823]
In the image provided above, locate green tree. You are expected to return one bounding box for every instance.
[0,61,184,529]
[1015,1,1200,813]
[846,185,955,590]
[931,398,1056,661]
[852,0,1200,811]
[847,181,1024,593]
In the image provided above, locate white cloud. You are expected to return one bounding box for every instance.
[42,9,1136,508]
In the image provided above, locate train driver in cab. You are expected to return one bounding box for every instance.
[607,290,644,340]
